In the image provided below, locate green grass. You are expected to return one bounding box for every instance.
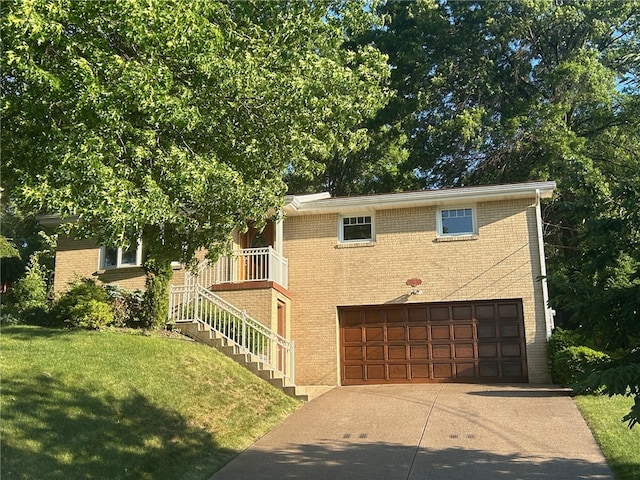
[574,395,640,480]
[1,325,300,480]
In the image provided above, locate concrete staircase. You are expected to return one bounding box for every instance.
[175,320,312,401]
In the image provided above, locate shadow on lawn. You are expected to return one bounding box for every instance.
[212,440,615,480]
[0,325,74,340]
[1,374,234,480]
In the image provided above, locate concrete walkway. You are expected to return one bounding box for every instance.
[211,384,613,480]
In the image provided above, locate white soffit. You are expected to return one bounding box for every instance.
[284,181,556,216]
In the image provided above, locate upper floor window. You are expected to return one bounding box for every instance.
[100,240,143,269]
[437,208,475,236]
[340,215,374,243]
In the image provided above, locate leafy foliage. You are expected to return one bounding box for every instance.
[1,256,50,325]
[547,327,588,382]
[2,0,390,270]
[578,349,640,428]
[53,278,114,329]
[552,345,609,389]
[143,259,173,328]
[104,285,145,328]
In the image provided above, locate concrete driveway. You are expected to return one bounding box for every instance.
[211,384,613,480]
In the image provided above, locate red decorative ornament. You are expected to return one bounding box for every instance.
[406,278,422,288]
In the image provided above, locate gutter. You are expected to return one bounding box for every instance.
[535,189,555,339]
[284,181,556,215]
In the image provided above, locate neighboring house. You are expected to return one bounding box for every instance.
[45,181,556,388]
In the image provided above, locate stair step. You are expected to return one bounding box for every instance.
[171,302,305,401]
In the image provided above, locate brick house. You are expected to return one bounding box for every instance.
[45,181,556,389]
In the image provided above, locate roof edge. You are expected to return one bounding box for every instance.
[283,181,556,216]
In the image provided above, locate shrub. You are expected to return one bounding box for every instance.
[552,345,610,390]
[548,328,587,383]
[53,278,114,329]
[69,299,115,329]
[105,285,146,328]
[143,260,173,328]
[2,256,51,325]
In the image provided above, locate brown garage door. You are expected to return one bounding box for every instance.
[339,299,527,385]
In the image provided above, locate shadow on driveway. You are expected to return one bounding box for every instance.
[213,441,612,480]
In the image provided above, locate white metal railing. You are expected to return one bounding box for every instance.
[186,247,288,289]
[168,283,294,385]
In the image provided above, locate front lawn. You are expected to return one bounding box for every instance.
[575,395,640,480]
[0,325,300,480]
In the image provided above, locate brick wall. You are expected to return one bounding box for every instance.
[212,286,289,331]
[283,199,551,385]
[53,236,185,293]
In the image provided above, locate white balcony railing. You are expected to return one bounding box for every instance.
[169,283,294,384]
[186,247,288,289]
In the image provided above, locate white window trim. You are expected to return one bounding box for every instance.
[338,212,376,244]
[99,240,143,269]
[436,206,477,237]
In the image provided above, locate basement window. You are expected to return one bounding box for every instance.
[100,240,143,269]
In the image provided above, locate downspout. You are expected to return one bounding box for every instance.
[275,211,284,257]
[535,189,554,339]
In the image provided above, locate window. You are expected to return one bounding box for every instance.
[438,207,475,236]
[100,241,143,269]
[340,215,374,243]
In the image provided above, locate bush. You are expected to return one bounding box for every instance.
[53,278,114,329]
[69,299,115,329]
[2,256,51,325]
[552,345,610,390]
[105,285,147,328]
[143,260,173,328]
[548,328,587,383]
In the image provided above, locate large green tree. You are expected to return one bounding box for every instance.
[371,0,639,424]
[2,0,390,322]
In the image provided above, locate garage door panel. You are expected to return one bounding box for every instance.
[341,310,361,326]
[366,365,386,380]
[411,365,429,378]
[478,343,497,358]
[408,307,427,322]
[477,322,497,338]
[431,325,450,339]
[365,309,383,323]
[456,363,476,378]
[365,346,384,360]
[386,309,404,322]
[339,299,527,385]
[453,306,472,320]
[343,328,362,343]
[501,343,522,357]
[365,327,384,341]
[432,344,451,358]
[479,362,500,377]
[433,363,453,378]
[410,345,429,360]
[429,306,450,321]
[344,365,364,380]
[387,326,406,341]
[453,324,473,339]
[389,364,408,379]
[502,361,524,377]
[500,323,521,338]
[409,326,428,340]
[454,344,474,359]
[388,345,407,360]
[475,305,495,319]
[498,303,519,319]
[344,346,363,361]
